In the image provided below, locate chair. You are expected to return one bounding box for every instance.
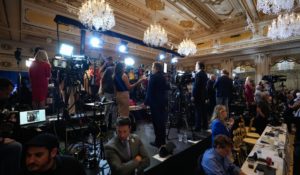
[239,119,260,140]
[196,154,206,175]
[232,136,243,165]
[245,117,256,132]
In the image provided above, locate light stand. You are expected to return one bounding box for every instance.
[14,48,22,104]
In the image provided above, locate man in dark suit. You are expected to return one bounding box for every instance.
[207,74,216,117]
[214,69,233,113]
[104,117,150,175]
[192,62,209,131]
[145,62,169,147]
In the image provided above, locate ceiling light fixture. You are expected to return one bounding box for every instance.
[78,0,115,31]
[267,12,300,40]
[256,0,295,14]
[143,23,168,47]
[177,38,197,56]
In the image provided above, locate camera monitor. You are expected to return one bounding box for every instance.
[53,59,67,68]
[19,109,46,126]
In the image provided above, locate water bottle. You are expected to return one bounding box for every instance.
[134,168,138,175]
[183,132,188,143]
[88,133,93,144]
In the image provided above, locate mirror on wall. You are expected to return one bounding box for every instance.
[270,60,300,90]
[232,65,255,80]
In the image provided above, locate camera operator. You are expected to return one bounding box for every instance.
[0,78,22,175]
[191,62,208,131]
[29,48,51,109]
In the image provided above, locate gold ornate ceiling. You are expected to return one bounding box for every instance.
[0,0,300,65]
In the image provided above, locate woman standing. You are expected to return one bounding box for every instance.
[113,62,143,117]
[29,49,51,109]
[244,76,255,107]
[210,105,234,144]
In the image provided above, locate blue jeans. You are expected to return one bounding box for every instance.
[0,141,22,175]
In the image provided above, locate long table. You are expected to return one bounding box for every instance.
[241,124,289,175]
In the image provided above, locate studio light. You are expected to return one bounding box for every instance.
[171,57,178,64]
[159,54,165,60]
[164,63,167,73]
[119,45,127,53]
[124,57,135,66]
[59,43,74,57]
[25,58,35,67]
[90,37,101,48]
[118,41,128,53]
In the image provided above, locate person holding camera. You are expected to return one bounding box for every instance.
[29,48,51,109]
[0,78,22,175]
[104,117,150,175]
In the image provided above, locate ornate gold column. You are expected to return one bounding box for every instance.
[255,54,270,83]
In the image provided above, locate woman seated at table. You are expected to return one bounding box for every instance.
[210,105,234,145]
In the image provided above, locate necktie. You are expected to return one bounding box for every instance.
[126,140,131,159]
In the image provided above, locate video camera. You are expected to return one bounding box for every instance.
[52,55,89,87]
[262,75,287,83]
[175,73,193,86]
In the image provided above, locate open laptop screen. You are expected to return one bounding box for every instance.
[19,109,46,126]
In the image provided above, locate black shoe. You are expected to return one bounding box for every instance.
[150,142,160,148]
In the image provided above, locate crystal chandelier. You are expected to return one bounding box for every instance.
[78,0,115,31]
[177,38,197,56]
[143,23,168,47]
[256,0,295,14]
[267,13,300,40]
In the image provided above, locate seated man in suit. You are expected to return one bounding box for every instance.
[202,135,246,175]
[21,133,86,175]
[105,117,150,175]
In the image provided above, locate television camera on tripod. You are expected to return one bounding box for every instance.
[50,55,89,119]
[167,72,196,140]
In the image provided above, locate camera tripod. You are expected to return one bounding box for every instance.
[166,85,200,141]
[84,101,114,175]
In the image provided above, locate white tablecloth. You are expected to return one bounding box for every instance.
[241,124,289,175]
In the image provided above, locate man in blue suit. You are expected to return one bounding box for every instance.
[145,62,169,148]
